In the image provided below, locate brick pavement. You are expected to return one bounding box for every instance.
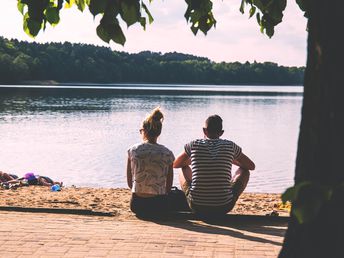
[0,211,287,258]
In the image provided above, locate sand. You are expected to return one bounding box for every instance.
[0,186,290,219]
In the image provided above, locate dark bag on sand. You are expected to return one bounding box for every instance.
[167,186,191,212]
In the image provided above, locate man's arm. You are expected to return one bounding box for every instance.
[233,152,255,170]
[126,156,133,189]
[173,151,191,168]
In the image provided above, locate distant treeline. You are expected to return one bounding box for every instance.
[0,37,304,85]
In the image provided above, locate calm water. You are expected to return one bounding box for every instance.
[0,84,302,193]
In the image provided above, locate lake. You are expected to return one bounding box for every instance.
[0,84,302,193]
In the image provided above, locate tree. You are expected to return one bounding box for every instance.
[0,38,303,85]
[14,0,344,257]
[279,2,344,257]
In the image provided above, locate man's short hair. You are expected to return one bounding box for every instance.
[205,115,223,134]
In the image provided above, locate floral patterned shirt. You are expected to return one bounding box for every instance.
[128,142,175,195]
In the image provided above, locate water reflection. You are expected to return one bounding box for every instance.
[0,86,302,193]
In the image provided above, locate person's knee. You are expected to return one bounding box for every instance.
[233,168,250,193]
[178,169,185,180]
[181,166,192,181]
[242,168,250,178]
[236,168,250,180]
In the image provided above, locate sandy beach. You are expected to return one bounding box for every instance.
[0,186,290,219]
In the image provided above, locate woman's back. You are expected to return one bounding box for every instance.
[128,142,174,195]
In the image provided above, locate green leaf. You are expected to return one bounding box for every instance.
[23,13,31,37]
[27,0,47,21]
[268,0,285,23]
[198,14,216,35]
[265,23,274,37]
[17,2,25,14]
[239,0,245,13]
[97,17,126,45]
[252,0,266,11]
[292,183,329,224]
[184,0,215,35]
[110,23,126,45]
[142,3,154,24]
[45,7,60,25]
[120,0,140,27]
[20,0,30,5]
[96,23,110,43]
[249,5,256,18]
[296,0,306,12]
[296,0,309,18]
[191,24,199,36]
[340,182,344,190]
[75,0,86,11]
[140,17,146,30]
[189,10,202,24]
[282,182,333,224]
[57,0,64,10]
[256,12,261,24]
[65,0,75,8]
[282,181,312,203]
[89,0,107,16]
[281,187,296,204]
[24,16,42,37]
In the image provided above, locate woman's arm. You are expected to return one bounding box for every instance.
[165,164,174,193]
[126,156,133,189]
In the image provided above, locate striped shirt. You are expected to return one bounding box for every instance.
[185,138,242,206]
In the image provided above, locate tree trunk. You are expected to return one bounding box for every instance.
[279,1,344,257]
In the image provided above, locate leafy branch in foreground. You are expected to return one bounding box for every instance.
[16,0,309,45]
[239,0,287,37]
[17,0,154,45]
[282,181,344,224]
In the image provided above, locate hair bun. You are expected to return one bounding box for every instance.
[142,107,164,138]
[151,107,164,122]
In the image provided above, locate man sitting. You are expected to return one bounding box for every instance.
[173,114,255,216]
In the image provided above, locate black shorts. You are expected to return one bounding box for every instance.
[181,180,243,215]
[130,193,168,217]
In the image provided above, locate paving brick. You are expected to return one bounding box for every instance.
[0,211,286,257]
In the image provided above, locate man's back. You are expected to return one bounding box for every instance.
[174,114,255,215]
[185,138,242,206]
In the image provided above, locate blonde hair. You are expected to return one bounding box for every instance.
[142,107,164,138]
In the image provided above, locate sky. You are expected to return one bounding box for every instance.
[0,0,308,67]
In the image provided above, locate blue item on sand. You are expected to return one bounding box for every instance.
[51,184,61,192]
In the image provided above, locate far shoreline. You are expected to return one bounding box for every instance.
[2,80,303,87]
[0,82,303,97]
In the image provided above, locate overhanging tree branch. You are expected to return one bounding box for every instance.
[16,0,308,44]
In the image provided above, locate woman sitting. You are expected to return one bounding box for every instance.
[127,107,174,217]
